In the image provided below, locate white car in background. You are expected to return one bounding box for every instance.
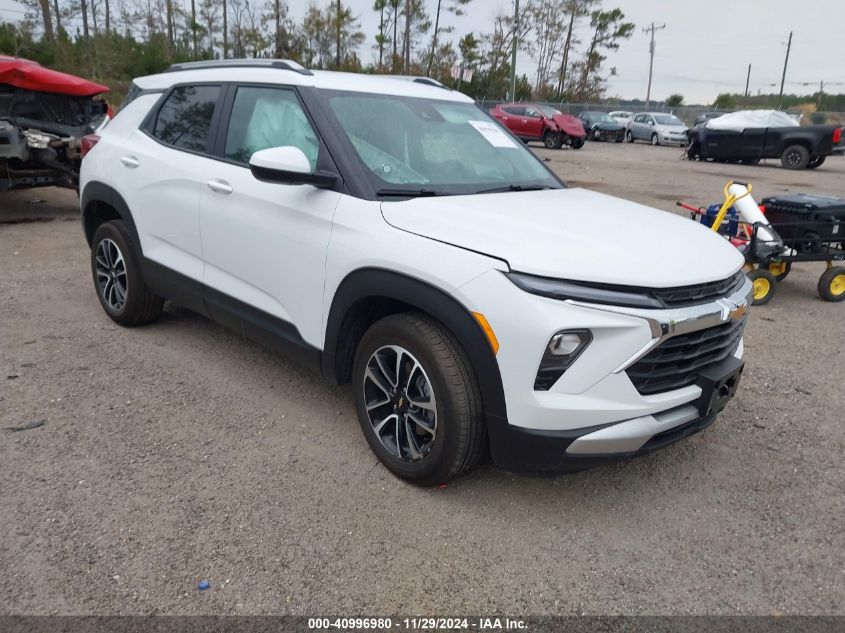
[79,59,750,484]
[609,110,633,126]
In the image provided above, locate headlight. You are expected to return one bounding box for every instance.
[506,271,663,309]
[535,329,592,390]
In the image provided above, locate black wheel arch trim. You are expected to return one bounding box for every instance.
[81,181,140,247]
[322,268,508,427]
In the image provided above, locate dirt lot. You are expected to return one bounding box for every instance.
[1,143,844,616]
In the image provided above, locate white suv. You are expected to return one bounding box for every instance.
[79,60,751,485]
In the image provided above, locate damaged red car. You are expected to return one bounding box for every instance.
[489,102,586,149]
[1,56,110,190]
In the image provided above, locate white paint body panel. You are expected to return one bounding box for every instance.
[80,67,748,448]
[382,188,744,286]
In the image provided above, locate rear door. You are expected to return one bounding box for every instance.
[522,107,545,140]
[123,83,224,283]
[503,106,527,137]
[198,84,342,348]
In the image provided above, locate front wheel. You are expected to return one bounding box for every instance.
[570,137,584,149]
[651,133,660,146]
[543,130,563,149]
[781,144,810,169]
[352,313,485,486]
[90,220,164,326]
[818,266,845,302]
[626,130,634,143]
[747,269,777,305]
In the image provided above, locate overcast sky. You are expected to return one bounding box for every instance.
[3,0,843,103]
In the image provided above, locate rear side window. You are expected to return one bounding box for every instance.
[153,85,221,153]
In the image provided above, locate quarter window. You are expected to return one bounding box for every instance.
[224,86,319,169]
[153,85,221,152]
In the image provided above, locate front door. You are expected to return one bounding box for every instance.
[199,84,342,349]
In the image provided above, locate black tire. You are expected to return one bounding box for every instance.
[614,133,624,143]
[626,129,634,143]
[543,130,563,149]
[781,144,810,169]
[808,155,826,169]
[768,261,792,281]
[586,129,595,142]
[747,269,777,306]
[352,313,485,486]
[817,266,845,302]
[651,133,660,146]
[570,137,584,149]
[90,220,164,326]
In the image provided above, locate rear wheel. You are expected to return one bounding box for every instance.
[781,144,810,169]
[808,155,826,169]
[543,130,563,149]
[818,266,845,302]
[651,133,660,146]
[352,313,485,486]
[747,269,777,305]
[768,261,792,281]
[90,220,164,326]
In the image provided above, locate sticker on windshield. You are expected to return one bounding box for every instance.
[468,120,518,148]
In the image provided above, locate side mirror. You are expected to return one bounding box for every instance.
[249,146,338,189]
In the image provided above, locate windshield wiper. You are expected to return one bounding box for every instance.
[474,184,553,194]
[376,188,445,198]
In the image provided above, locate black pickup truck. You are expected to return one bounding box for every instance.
[686,123,845,169]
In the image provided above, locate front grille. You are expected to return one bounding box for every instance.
[650,271,746,307]
[627,317,746,395]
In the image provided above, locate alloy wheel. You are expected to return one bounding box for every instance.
[362,345,437,462]
[784,149,802,167]
[95,238,128,311]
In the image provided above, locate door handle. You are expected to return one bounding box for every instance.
[521,119,528,123]
[207,179,233,195]
[120,156,140,168]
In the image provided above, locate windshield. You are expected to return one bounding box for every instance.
[320,91,561,197]
[654,114,683,126]
[539,106,562,117]
[588,112,615,123]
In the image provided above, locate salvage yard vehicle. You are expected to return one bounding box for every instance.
[685,109,845,169]
[80,59,752,485]
[609,110,633,126]
[576,111,625,142]
[0,56,109,190]
[489,102,585,149]
[627,112,688,146]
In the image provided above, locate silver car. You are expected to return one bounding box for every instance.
[626,112,688,146]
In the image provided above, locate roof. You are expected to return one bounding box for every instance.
[0,56,109,97]
[133,60,473,103]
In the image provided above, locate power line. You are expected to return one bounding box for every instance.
[778,30,792,108]
[643,22,666,107]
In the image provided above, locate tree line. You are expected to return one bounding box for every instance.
[2,0,639,101]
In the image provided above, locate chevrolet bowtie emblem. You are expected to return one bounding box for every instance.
[729,304,747,321]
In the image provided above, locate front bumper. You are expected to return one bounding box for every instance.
[453,270,752,472]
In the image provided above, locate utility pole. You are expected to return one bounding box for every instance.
[643,22,666,107]
[778,30,792,109]
[743,63,751,107]
[508,0,520,101]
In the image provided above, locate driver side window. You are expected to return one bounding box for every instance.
[224,86,319,170]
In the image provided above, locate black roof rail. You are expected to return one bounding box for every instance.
[382,75,452,91]
[165,59,314,76]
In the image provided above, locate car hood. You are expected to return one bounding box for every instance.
[590,122,624,131]
[657,124,688,133]
[381,188,744,287]
[551,114,585,137]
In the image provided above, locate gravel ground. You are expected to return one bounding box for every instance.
[1,143,843,616]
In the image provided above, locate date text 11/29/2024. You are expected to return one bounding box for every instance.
[307,617,527,630]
